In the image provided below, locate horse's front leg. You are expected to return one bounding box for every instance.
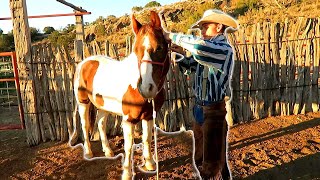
[122,119,134,180]
[78,103,93,159]
[142,119,156,171]
[97,109,114,157]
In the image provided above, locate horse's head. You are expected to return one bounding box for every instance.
[132,11,169,99]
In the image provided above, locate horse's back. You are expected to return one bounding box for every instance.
[74,54,141,114]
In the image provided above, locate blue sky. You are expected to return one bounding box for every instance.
[0,0,181,33]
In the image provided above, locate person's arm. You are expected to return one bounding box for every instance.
[169,33,232,72]
[170,43,197,73]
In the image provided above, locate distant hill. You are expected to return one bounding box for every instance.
[81,0,319,54]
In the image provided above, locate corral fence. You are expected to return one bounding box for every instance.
[16,17,320,145]
[229,17,320,123]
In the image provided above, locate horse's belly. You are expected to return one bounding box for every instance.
[91,66,132,115]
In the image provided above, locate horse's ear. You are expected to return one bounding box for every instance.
[132,14,142,35]
[150,11,161,29]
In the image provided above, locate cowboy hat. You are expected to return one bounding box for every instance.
[191,9,239,32]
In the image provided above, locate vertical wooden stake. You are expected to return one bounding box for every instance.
[10,0,40,146]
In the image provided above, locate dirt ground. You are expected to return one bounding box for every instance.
[1,106,320,180]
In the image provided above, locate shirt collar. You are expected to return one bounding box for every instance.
[209,33,226,42]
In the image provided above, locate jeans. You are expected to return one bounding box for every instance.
[193,101,231,179]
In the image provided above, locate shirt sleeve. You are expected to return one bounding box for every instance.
[169,33,232,72]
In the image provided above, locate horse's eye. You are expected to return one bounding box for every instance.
[156,46,163,51]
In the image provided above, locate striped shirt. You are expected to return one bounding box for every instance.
[170,33,234,103]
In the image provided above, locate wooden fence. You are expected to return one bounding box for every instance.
[20,17,319,145]
[229,17,320,123]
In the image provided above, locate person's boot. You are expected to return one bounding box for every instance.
[192,121,203,167]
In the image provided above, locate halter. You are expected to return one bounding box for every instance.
[138,54,169,99]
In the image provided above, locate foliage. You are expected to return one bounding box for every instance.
[233,0,260,16]
[106,15,116,21]
[95,24,107,37]
[172,1,217,33]
[0,32,14,52]
[144,1,161,8]
[132,6,143,12]
[48,30,75,48]
[0,28,3,35]
[43,26,55,34]
[30,27,41,42]
[63,24,75,33]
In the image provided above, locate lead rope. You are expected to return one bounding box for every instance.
[151,99,159,180]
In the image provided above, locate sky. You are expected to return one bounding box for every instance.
[0,0,181,33]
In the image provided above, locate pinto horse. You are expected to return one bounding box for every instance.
[70,11,169,179]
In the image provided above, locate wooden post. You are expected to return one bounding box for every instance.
[75,10,85,42]
[9,0,40,146]
[74,10,84,62]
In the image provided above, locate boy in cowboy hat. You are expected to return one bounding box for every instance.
[163,9,238,179]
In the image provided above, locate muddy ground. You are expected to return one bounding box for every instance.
[0,106,320,179]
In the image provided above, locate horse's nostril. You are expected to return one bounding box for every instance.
[149,84,153,91]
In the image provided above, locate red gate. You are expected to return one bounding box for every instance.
[0,52,25,130]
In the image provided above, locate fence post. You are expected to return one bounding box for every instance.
[9,0,40,146]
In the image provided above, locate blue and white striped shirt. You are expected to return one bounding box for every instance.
[171,33,234,103]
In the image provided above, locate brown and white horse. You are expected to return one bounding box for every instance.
[70,11,169,179]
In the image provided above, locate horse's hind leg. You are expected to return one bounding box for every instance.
[97,109,114,157]
[78,103,93,159]
[69,105,79,146]
[142,119,156,171]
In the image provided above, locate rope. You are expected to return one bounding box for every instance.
[152,99,159,180]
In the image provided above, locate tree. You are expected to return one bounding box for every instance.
[0,28,3,35]
[132,6,143,12]
[43,26,55,34]
[95,24,106,37]
[63,24,75,33]
[48,30,75,48]
[0,32,15,51]
[30,27,40,42]
[145,1,161,8]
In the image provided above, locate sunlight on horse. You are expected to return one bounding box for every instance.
[70,11,169,180]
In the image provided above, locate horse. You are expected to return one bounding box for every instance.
[69,11,170,179]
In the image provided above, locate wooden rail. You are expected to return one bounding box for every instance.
[0,12,91,21]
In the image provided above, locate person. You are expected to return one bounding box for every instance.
[163,9,238,179]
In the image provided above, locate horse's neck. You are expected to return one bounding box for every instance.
[121,53,138,64]
[119,53,140,89]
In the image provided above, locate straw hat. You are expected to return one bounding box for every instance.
[191,9,239,33]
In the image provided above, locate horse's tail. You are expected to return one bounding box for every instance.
[89,103,96,135]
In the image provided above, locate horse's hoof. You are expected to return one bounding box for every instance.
[145,159,156,171]
[84,153,93,159]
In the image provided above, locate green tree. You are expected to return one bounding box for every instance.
[132,6,143,12]
[234,0,259,16]
[145,1,161,8]
[95,24,106,37]
[0,28,3,35]
[43,26,55,34]
[0,32,14,51]
[48,31,60,46]
[30,27,40,42]
[63,24,75,33]
[48,30,75,48]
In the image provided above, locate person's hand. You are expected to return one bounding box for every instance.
[171,44,185,56]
